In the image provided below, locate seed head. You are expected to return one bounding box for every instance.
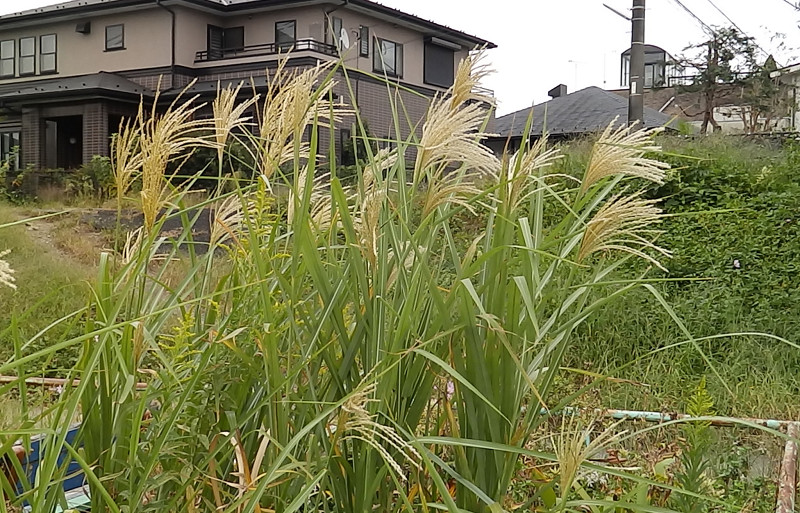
[0,250,16,290]
[581,118,669,194]
[578,191,671,270]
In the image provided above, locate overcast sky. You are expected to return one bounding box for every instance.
[2,0,799,115]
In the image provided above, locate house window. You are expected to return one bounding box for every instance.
[19,37,35,76]
[0,40,14,77]
[40,34,57,74]
[207,25,244,59]
[224,26,244,52]
[1,131,20,171]
[424,41,455,88]
[329,16,343,48]
[359,26,369,57]
[340,128,355,165]
[275,20,296,51]
[105,24,124,51]
[373,38,402,77]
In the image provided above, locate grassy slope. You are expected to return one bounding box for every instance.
[0,204,95,374]
[1,136,798,417]
[561,136,800,419]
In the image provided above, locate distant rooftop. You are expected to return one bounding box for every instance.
[492,86,678,139]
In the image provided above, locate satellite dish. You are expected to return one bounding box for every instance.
[339,27,350,49]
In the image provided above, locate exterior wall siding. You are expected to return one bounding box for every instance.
[0,2,489,171]
[0,8,171,85]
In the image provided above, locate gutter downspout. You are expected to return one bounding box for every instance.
[156,0,177,81]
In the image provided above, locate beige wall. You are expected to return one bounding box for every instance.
[0,7,171,84]
[175,4,468,91]
[0,3,472,92]
[173,6,220,68]
[333,7,468,89]
[227,7,326,44]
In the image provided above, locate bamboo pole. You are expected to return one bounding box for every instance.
[776,422,799,513]
[0,375,148,390]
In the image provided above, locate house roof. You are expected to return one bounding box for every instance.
[492,86,679,139]
[0,72,153,104]
[0,0,494,49]
[770,62,800,79]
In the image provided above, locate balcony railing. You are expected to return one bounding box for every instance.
[195,38,338,63]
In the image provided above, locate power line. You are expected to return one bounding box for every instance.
[703,0,772,58]
[703,0,746,35]
[668,0,712,32]
[670,0,772,60]
[778,0,798,9]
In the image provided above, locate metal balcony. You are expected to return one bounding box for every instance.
[195,38,338,63]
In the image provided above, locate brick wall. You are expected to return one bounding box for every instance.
[83,102,110,162]
[21,107,43,169]
[126,74,174,91]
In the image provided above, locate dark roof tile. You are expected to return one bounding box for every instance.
[0,71,153,101]
[493,86,679,138]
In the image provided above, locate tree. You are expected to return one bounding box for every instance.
[676,27,758,134]
[738,55,790,133]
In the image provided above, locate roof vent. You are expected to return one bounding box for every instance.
[548,84,567,99]
[76,21,91,34]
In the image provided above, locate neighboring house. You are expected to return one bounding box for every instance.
[0,0,494,170]
[485,85,676,154]
[770,62,800,130]
[611,44,792,133]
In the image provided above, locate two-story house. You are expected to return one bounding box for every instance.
[0,0,494,171]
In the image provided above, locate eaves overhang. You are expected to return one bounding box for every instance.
[1,0,495,51]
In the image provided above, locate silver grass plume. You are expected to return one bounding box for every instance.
[210,194,244,248]
[553,415,626,500]
[354,149,397,266]
[415,51,500,215]
[255,59,350,183]
[212,82,259,166]
[337,384,421,481]
[0,250,16,290]
[504,135,562,208]
[578,191,672,270]
[138,79,214,231]
[581,117,669,194]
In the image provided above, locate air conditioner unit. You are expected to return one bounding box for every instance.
[75,21,91,34]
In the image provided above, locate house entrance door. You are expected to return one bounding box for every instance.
[44,115,83,169]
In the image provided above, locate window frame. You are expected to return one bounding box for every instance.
[0,131,21,171]
[423,41,455,88]
[275,20,296,51]
[329,16,343,49]
[373,37,403,78]
[359,26,369,57]
[0,40,14,78]
[223,26,245,52]
[18,36,35,76]
[39,34,57,74]
[105,24,125,51]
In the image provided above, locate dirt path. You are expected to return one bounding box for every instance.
[19,209,109,268]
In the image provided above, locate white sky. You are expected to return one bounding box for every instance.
[2,0,799,115]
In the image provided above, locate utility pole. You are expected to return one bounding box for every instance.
[628,0,645,126]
